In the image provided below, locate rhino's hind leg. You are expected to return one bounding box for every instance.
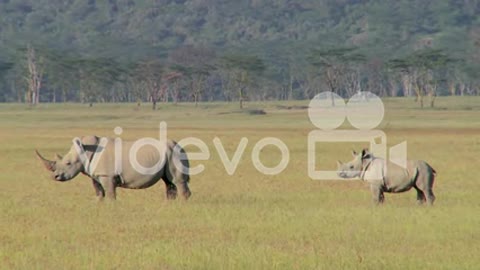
[177,180,191,200]
[425,189,435,205]
[166,182,178,200]
[425,169,436,205]
[416,185,435,205]
[414,187,426,205]
[170,170,191,200]
[415,166,436,206]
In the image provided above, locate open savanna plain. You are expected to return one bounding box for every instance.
[1,97,480,269]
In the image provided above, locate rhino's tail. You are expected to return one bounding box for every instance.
[427,164,436,187]
[428,162,437,176]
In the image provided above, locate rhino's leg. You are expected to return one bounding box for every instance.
[414,187,426,205]
[92,179,105,201]
[175,171,192,200]
[177,178,191,200]
[425,189,435,206]
[166,184,178,200]
[98,176,117,200]
[379,192,385,204]
[370,185,384,205]
[167,169,191,200]
[415,170,436,206]
[160,171,178,200]
[425,170,436,206]
[163,179,178,200]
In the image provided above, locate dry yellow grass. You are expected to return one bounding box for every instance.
[1,97,479,269]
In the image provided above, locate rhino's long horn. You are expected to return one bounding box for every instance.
[35,150,56,171]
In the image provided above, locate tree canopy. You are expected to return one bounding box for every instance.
[0,0,479,104]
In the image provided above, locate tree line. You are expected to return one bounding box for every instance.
[0,42,477,108]
[0,0,480,108]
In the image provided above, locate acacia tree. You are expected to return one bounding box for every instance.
[42,51,77,103]
[222,54,265,109]
[71,57,126,106]
[163,71,183,104]
[389,49,453,108]
[309,47,365,104]
[168,45,216,106]
[128,74,146,107]
[364,58,390,96]
[132,60,164,110]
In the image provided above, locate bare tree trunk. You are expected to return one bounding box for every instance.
[429,84,437,108]
[172,80,179,105]
[459,83,465,96]
[239,87,244,109]
[448,82,456,96]
[413,81,424,108]
[172,89,178,105]
[430,94,436,108]
[389,78,397,97]
[288,75,294,100]
[194,93,199,107]
[401,75,410,97]
[26,45,43,105]
[161,84,168,103]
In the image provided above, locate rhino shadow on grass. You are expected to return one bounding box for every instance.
[36,135,191,201]
[337,148,436,205]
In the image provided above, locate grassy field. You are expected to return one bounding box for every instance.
[1,97,480,269]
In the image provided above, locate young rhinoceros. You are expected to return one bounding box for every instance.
[337,149,436,205]
[36,135,191,201]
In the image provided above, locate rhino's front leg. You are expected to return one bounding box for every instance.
[98,176,117,200]
[370,184,384,205]
[92,179,105,201]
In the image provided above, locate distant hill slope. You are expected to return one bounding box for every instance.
[0,0,478,59]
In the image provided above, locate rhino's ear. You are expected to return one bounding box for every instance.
[361,148,371,160]
[72,137,86,155]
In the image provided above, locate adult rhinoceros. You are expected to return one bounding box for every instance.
[337,149,436,205]
[36,135,191,201]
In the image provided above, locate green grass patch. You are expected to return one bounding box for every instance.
[1,97,479,269]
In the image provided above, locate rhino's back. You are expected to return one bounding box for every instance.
[409,160,436,175]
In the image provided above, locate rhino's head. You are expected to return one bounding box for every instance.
[36,136,100,182]
[337,148,372,179]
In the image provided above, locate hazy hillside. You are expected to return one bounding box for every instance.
[0,0,479,104]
